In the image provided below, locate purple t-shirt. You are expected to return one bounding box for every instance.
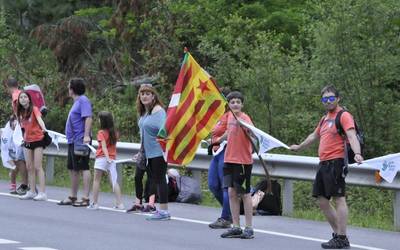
[65,95,92,144]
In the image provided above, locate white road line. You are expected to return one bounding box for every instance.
[19,248,59,250]
[0,192,389,250]
[0,238,20,244]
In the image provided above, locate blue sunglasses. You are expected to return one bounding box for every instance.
[321,96,337,103]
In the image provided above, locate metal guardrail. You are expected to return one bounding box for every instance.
[43,139,400,230]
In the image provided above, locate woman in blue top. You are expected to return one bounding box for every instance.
[130,84,170,220]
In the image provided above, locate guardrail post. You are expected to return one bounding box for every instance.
[117,164,123,188]
[191,170,202,184]
[283,179,293,216]
[395,190,400,231]
[46,156,55,183]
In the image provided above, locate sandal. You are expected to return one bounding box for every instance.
[57,196,77,206]
[72,197,90,207]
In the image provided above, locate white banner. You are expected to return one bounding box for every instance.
[239,120,289,154]
[352,153,400,183]
[47,130,66,150]
[1,122,16,169]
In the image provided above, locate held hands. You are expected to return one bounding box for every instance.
[354,153,363,164]
[83,136,91,144]
[132,153,139,162]
[289,145,301,152]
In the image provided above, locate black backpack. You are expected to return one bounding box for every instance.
[335,109,365,164]
[254,179,282,215]
[240,179,282,216]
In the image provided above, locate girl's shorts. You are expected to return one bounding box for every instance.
[94,157,116,172]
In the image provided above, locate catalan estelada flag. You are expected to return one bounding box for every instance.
[157,52,226,165]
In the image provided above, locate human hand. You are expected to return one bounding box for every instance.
[289,145,301,152]
[83,136,91,144]
[354,153,363,164]
[132,153,139,162]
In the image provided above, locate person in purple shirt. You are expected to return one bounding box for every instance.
[58,78,93,207]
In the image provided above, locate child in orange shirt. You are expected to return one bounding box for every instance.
[17,91,48,201]
[87,111,124,210]
[219,91,255,239]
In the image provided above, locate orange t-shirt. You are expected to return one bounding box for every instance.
[223,112,254,164]
[20,106,44,142]
[211,112,228,152]
[315,107,355,161]
[11,89,21,115]
[95,130,117,160]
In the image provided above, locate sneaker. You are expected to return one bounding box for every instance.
[33,192,48,201]
[142,204,157,213]
[87,203,99,210]
[113,204,125,210]
[145,211,171,221]
[209,218,232,229]
[241,227,254,239]
[221,227,243,238]
[16,184,29,195]
[126,204,143,213]
[321,234,350,249]
[19,191,37,200]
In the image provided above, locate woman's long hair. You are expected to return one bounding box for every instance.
[16,91,33,122]
[99,111,117,145]
[135,85,164,117]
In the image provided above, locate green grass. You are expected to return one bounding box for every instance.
[0,158,396,231]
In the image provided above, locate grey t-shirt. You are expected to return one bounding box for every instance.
[139,109,166,159]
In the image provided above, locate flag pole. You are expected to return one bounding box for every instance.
[227,107,272,194]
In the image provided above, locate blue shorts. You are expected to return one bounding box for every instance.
[9,145,25,161]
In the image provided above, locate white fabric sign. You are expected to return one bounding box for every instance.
[354,153,400,183]
[239,120,289,154]
[1,122,16,169]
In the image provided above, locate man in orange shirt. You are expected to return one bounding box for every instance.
[290,85,363,249]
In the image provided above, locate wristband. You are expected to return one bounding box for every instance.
[355,153,362,156]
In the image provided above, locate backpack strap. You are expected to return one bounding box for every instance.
[335,109,347,138]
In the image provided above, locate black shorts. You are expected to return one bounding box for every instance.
[223,163,252,194]
[67,144,90,171]
[23,138,46,150]
[313,158,346,200]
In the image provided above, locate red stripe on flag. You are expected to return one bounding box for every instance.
[174,62,192,95]
[196,100,222,132]
[165,89,195,131]
[176,134,198,164]
[168,100,205,160]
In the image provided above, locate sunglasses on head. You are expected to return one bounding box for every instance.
[321,95,337,103]
[140,83,153,87]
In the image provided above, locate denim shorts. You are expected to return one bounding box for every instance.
[9,145,25,161]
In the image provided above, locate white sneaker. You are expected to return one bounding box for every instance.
[20,191,37,200]
[33,192,47,201]
[113,204,125,210]
[87,203,99,210]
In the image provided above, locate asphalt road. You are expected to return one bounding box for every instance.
[0,181,398,250]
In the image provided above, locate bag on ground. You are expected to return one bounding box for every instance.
[176,176,202,204]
